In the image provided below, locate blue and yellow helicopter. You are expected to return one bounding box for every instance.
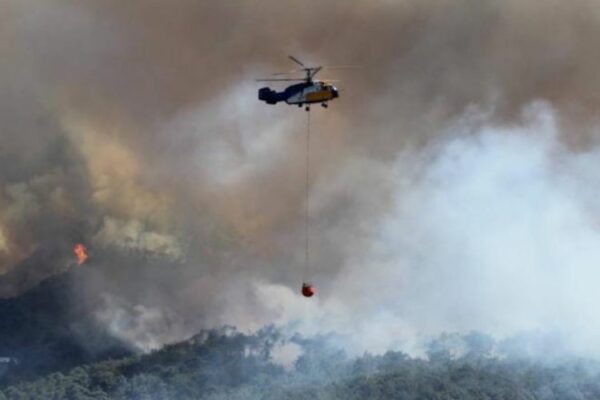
[257,56,341,111]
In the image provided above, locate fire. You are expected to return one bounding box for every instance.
[73,243,88,265]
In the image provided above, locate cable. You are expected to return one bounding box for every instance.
[304,109,311,282]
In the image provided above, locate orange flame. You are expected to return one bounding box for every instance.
[73,243,88,265]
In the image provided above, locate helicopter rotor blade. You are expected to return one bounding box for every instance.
[288,55,306,68]
[257,60,357,82]
[308,66,323,79]
[270,68,305,76]
[321,65,362,71]
[256,78,306,82]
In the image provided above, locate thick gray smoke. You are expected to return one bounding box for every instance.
[3,0,600,357]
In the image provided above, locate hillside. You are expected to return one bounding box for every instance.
[2,328,600,400]
[0,268,132,385]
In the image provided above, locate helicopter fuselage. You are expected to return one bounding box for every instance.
[259,81,339,107]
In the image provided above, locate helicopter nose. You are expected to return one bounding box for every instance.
[332,87,339,98]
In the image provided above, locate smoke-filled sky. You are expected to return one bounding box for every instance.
[3,0,600,357]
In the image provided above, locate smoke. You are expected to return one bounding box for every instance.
[3,0,600,358]
[302,102,600,357]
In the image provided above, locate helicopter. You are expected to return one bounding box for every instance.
[257,56,341,111]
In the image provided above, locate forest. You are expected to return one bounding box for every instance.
[1,327,599,400]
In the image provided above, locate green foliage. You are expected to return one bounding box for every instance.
[2,329,600,400]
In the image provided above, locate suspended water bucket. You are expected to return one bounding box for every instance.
[301,283,316,297]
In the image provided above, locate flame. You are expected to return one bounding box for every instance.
[73,243,88,265]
